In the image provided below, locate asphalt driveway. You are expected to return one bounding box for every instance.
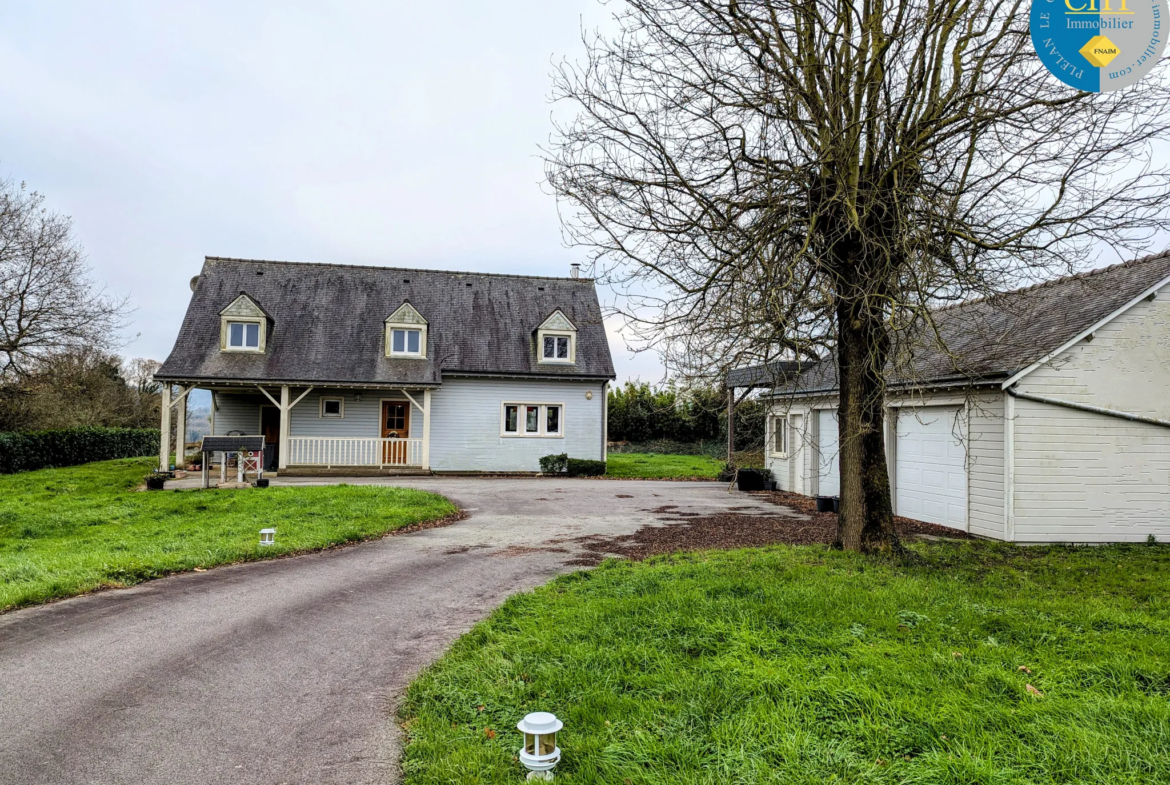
[0,478,779,785]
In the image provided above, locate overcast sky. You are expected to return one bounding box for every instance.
[0,0,666,391]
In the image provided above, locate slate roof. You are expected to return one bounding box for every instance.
[157,257,616,387]
[732,251,1170,396]
[725,360,802,390]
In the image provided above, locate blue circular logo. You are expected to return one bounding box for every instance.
[1031,0,1168,91]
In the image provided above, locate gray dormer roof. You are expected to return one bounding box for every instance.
[157,257,616,387]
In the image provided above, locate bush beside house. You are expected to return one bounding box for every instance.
[0,427,160,474]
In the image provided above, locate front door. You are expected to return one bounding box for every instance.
[381,401,411,465]
[260,406,281,470]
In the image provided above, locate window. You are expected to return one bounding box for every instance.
[502,403,564,438]
[391,328,422,356]
[227,321,260,350]
[320,397,344,418]
[772,416,788,456]
[542,335,570,361]
[539,333,573,363]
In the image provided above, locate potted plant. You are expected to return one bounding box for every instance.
[145,473,167,491]
[736,467,772,492]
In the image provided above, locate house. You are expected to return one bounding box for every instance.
[155,257,615,475]
[737,252,1170,543]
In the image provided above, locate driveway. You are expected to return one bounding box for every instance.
[0,478,780,785]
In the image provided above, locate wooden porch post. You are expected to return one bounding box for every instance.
[422,389,432,470]
[159,384,172,472]
[278,385,290,471]
[174,386,187,469]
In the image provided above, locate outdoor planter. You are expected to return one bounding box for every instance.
[254,478,270,488]
[736,469,767,492]
[816,496,837,513]
[763,480,777,491]
[145,475,167,491]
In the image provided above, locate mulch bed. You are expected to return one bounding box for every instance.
[566,491,971,566]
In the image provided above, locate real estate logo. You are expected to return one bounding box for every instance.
[1031,0,1167,91]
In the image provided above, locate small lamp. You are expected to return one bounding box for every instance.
[259,528,276,546]
[517,712,562,779]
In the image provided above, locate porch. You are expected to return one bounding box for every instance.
[159,383,434,474]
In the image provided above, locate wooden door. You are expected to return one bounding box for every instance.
[260,406,281,469]
[382,401,410,465]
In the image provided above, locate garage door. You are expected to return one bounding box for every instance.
[817,410,840,497]
[895,407,967,530]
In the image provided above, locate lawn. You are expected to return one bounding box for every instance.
[605,452,725,479]
[0,458,457,611]
[400,542,1170,784]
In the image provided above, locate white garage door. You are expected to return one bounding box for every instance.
[896,407,967,530]
[817,410,840,497]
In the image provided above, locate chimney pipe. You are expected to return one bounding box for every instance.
[570,263,581,279]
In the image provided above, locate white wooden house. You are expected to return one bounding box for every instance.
[737,253,1170,543]
[155,257,615,474]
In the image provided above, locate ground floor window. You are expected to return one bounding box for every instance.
[503,403,564,437]
[772,416,788,456]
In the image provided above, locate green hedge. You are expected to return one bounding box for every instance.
[0,427,160,474]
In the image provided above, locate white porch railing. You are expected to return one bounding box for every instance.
[286,437,424,468]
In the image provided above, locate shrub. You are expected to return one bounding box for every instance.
[539,453,569,474]
[0,427,160,474]
[567,458,607,477]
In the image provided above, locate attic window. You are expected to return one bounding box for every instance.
[385,301,428,359]
[219,294,267,353]
[536,309,577,365]
[228,322,260,349]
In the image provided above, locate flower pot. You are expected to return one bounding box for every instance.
[763,480,777,491]
[253,479,270,488]
[736,469,766,492]
[832,497,840,514]
[816,496,836,513]
[145,476,167,491]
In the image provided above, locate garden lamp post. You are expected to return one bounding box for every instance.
[517,712,562,779]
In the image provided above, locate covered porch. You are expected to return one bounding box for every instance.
[159,382,435,474]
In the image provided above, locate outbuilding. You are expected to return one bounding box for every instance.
[739,252,1170,543]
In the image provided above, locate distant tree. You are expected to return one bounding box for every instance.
[606,381,764,450]
[0,350,160,432]
[0,176,128,380]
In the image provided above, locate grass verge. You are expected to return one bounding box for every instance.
[605,452,725,479]
[400,541,1170,784]
[0,458,457,611]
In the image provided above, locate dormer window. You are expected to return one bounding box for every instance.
[385,301,427,359]
[219,294,268,353]
[228,321,260,349]
[536,310,577,365]
[391,328,422,356]
[543,334,570,361]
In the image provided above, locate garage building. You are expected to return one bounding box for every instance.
[740,252,1170,543]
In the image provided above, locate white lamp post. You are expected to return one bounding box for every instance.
[259,528,276,546]
[517,712,562,780]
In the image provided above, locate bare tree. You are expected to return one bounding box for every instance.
[546,0,1170,551]
[0,176,128,380]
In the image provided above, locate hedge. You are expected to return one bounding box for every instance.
[0,427,160,474]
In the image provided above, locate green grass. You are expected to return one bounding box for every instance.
[401,542,1170,784]
[0,458,457,611]
[606,452,725,479]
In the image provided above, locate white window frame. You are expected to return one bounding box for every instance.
[388,327,425,358]
[222,318,265,353]
[537,331,575,364]
[500,402,565,438]
[319,397,345,419]
[771,415,789,458]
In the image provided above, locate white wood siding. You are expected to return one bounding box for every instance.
[212,394,263,434]
[288,391,421,439]
[1011,283,1170,542]
[765,405,814,494]
[428,377,605,472]
[967,393,1006,539]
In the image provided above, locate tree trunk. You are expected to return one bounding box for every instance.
[834,286,900,553]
